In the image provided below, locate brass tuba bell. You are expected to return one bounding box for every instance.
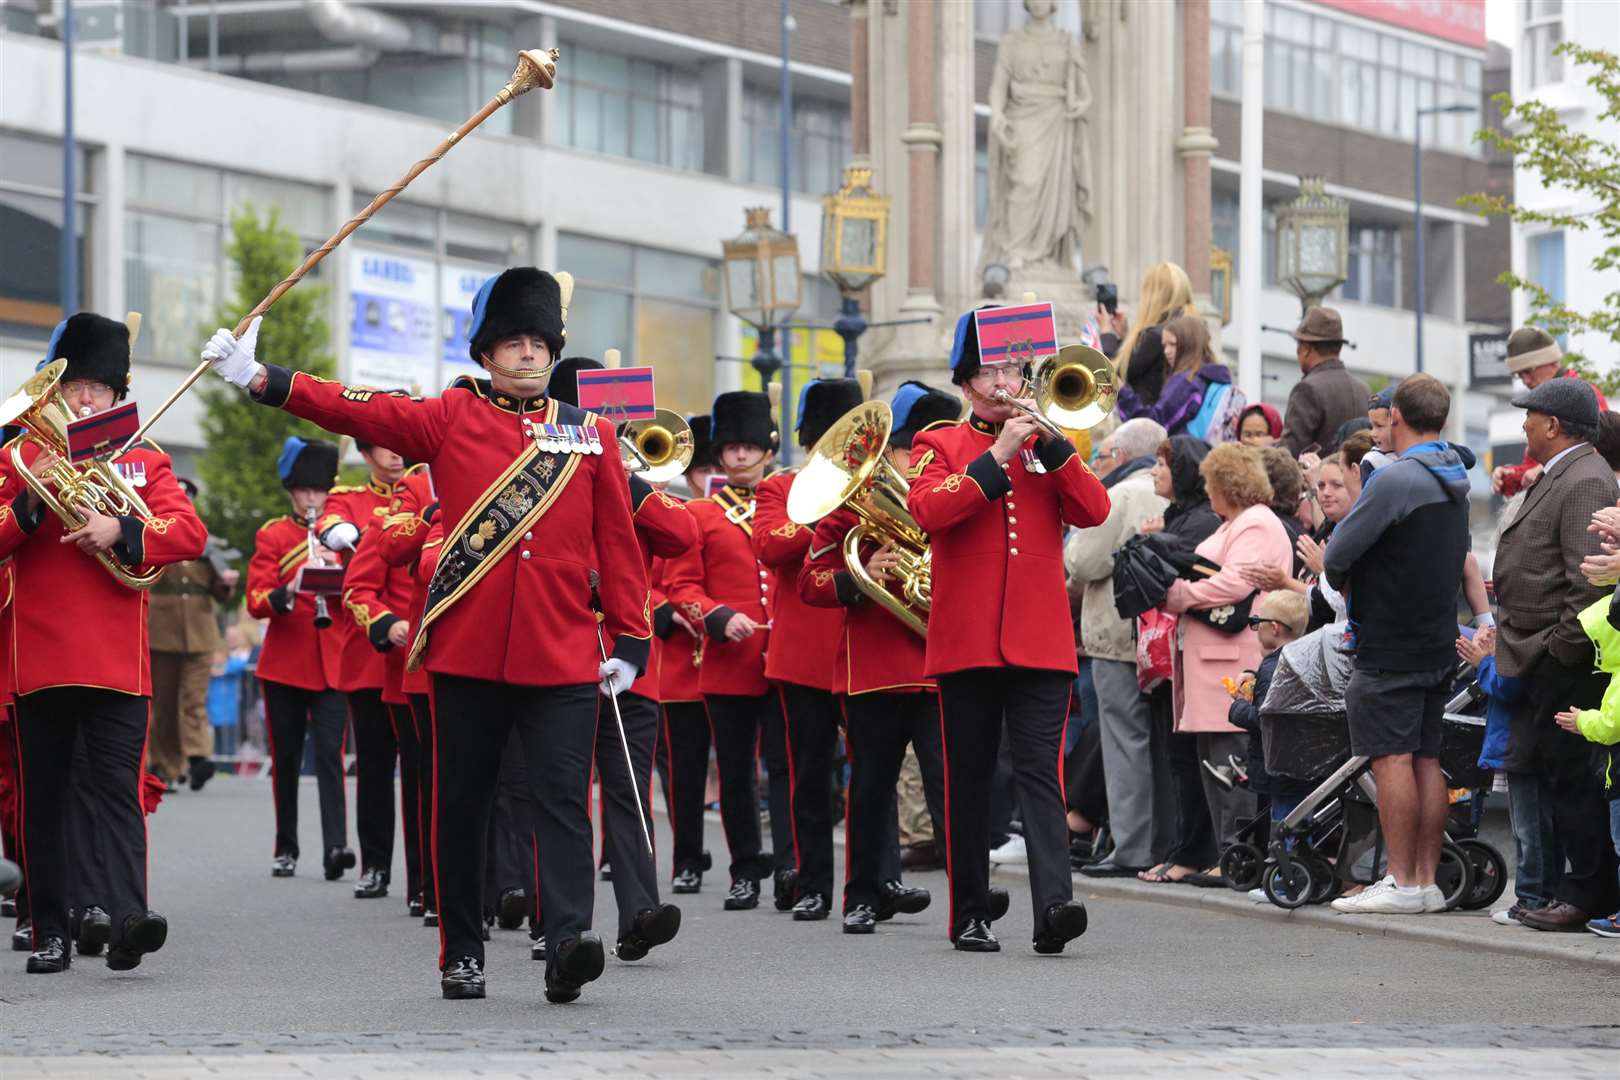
[1034,343,1116,432]
[618,408,695,484]
[787,401,930,637]
[0,360,162,589]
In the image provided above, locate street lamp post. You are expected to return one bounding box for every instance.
[818,166,890,377]
[721,207,802,384]
[1414,102,1476,373]
[1274,176,1349,314]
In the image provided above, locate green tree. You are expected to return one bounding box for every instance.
[196,207,335,566]
[1463,43,1620,387]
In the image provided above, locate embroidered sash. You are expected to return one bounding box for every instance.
[405,436,586,671]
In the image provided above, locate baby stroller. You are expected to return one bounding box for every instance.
[1219,624,1508,911]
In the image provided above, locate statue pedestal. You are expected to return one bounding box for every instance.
[996,263,1096,348]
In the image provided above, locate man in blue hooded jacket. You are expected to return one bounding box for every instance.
[1322,374,1472,915]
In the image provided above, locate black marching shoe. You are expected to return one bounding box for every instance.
[353,868,389,899]
[989,885,1011,922]
[1,898,16,918]
[875,880,931,921]
[545,932,605,1004]
[25,935,70,973]
[408,895,425,919]
[724,878,760,911]
[530,934,546,961]
[615,903,681,962]
[842,904,877,934]
[671,868,702,895]
[12,919,32,951]
[495,888,528,930]
[953,918,1000,952]
[773,867,799,912]
[323,846,356,881]
[187,756,216,792]
[791,893,830,922]
[423,909,439,928]
[75,906,111,957]
[440,955,485,1000]
[271,854,296,878]
[1032,900,1088,955]
[107,911,168,971]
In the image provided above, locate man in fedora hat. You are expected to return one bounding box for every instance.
[1491,326,1610,497]
[1279,307,1371,457]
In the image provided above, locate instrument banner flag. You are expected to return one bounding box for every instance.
[974,302,1057,365]
[577,367,657,422]
[66,402,141,463]
[294,564,346,596]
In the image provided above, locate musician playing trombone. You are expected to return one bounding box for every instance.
[201,267,652,1006]
[904,306,1111,955]
[1,313,206,975]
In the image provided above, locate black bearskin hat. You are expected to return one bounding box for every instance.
[278,436,339,492]
[686,414,715,471]
[890,380,962,449]
[548,357,605,408]
[795,378,864,449]
[48,313,132,398]
[710,391,777,452]
[467,267,565,365]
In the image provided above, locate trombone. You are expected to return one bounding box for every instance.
[617,409,694,484]
[993,343,1116,439]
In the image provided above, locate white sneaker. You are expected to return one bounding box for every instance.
[1330,876,1424,915]
[1246,887,1267,902]
[1491,904,1526,926]
[988,835,1027,865]
[1419,884,1446,913]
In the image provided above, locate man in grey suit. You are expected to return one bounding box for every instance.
[1492,378,1620,932]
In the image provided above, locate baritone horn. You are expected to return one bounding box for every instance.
[0,360,161,589]
[618,408,694,484]
[787,401,930,637]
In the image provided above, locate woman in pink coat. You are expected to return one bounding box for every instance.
[1161,444,1294,877]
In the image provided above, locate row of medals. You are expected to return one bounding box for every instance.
[520,417,605,455]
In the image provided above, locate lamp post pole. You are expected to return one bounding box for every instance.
[61,0,78,315]
[1414,102,1474,374]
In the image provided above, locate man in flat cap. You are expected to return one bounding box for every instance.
[1491,326,1610,497]
[1492,376,1620,933]
[1279,307,1371,457]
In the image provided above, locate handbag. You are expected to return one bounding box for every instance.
[1136,608,1176,692]
[1179,553,1257,635]
[1112,534,1183,621]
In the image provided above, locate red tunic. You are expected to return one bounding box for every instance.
[654,550,705,703]
[246,515,346,692]
[375,469,438,699]
[663,486,772,697]
[255,368,651,686]
[322,477,393,692]
[628,478,698,700]
[0,441,207,696]
[799,507,932,696]
[752,470,841,692]
[906,416,1110,676]
[340,531,414,705]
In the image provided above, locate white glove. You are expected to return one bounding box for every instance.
[320,521,360,552]
[202,316,264,388]
[598,657,635,696]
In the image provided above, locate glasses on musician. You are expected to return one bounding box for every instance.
[61,379,116,402]
[969,364,1027,388]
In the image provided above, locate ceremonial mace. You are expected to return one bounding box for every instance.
[115,48,562,458]
[589,570,656,854]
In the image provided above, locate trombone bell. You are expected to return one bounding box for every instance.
[1036,343,1116,432]
[619,408,694,484]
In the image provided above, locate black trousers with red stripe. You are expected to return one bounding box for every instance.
[348,688,397,878]
[409,693,436,910]
[433,675,596,975]
[937,667,1073,939]
[389,702,424,905]
[658,700,711,877]
[843,689,947,913]
[596,689,661,936]
[261,680,347,861]
[779,682,841,904]
[704,691,793,883]
[14,687,149,948]
[487,727,537,923]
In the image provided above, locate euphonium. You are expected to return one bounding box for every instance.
[0,359,161,590]
[617,408,695,484]
[787,401,930,638]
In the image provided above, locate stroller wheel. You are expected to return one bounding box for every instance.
[1219,843,1265,892]
[1434,841,1474,912]
[1304,856,1339,904]
[1456,838,1508,911]
[1262,858,1314,910]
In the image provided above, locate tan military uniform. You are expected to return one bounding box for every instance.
[147,555,229,780]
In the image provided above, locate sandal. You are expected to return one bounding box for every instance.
[1141,863,1200,884]
[1136,862,1173,883]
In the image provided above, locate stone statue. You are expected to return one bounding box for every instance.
[979,0,1094,277]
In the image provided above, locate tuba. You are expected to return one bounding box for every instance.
[0,360,161,589]
[787,401,930,637]
[617,408,695,484]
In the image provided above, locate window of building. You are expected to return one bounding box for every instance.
[974,0,1082,41]
[1526,229,1566,344]
[1210,188,1284,287]
[1212,3,1482,153]
[0,131,93,341]
[1523,0,1564,90]
[1341,224,1400,308]
[553,42,703,172]
[557,232,721,419]
[743,88,852,197]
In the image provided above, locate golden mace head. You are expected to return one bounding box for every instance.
[502,48,560,101]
